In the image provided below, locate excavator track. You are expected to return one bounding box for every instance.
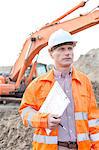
[0,96,21,105]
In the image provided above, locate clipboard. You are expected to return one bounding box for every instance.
[39,81,70,134]
[39,81,70,116]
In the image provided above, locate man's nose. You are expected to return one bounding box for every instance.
[64,50,70,55]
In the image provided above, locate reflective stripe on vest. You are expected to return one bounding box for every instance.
[21,106,33,120]
[77,133,89,141]
[33,134,57,144]
[27,111,35,126]
[88,119,99,127]
[90,133,99,141]
[75,112,88,120]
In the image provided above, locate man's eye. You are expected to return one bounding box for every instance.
[68,47,73,50]
[58,47,65,51]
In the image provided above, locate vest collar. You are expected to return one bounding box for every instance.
[39,66,81,84]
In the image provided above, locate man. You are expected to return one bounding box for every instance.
[19,29,99,150]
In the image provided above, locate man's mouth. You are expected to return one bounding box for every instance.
[63,58,71,60]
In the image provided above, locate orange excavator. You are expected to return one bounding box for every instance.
[0,0,99,99]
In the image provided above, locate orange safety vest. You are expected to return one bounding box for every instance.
[19,66,99,150]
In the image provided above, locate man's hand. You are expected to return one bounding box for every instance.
[48,114,61,130]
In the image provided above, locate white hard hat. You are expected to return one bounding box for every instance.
[48,29,77,48]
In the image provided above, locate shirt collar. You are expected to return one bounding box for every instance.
[39,65,81,84]
[53,66,72,78]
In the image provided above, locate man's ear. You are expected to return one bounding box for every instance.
[48,49,53,59]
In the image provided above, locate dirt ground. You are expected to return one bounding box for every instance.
[0,104,33,150]
[0,82,99,150]
[92,82,99,103]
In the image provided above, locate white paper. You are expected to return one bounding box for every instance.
[39,81,70,134]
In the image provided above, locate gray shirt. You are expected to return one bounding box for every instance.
[54,68,77,142]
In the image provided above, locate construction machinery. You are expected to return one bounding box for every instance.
[0,0,99,102]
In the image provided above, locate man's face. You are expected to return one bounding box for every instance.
[50,44,74,68]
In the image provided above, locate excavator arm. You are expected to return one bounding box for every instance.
[0,0,99,96]
[15,9,99,88]
[10,0,99,82]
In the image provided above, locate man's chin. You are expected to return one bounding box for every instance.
[62,63,72,67]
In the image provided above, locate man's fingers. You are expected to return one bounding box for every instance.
[48,122,59,130]
[48,114,61,130]
[52,117,61,123]
[51,114,61,118]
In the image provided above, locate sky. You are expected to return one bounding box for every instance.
[0,0,99,66]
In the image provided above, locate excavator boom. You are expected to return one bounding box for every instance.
[9,0,99,81]
[15,10,99,88]
[11,10,99,82]
[0,0,99,97]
